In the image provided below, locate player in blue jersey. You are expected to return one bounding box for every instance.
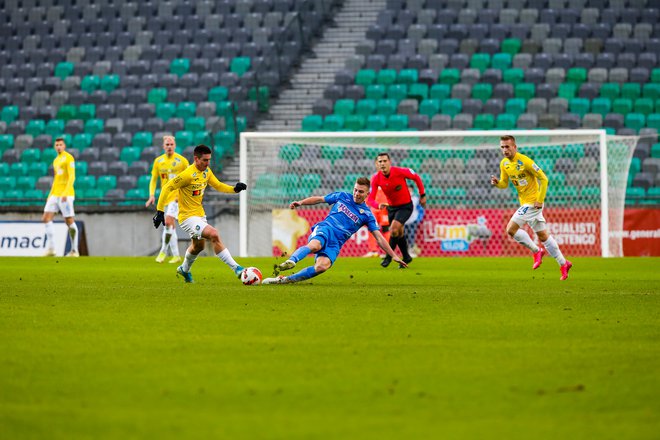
[262,177,407,284]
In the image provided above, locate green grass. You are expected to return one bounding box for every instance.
[1,257,659,439]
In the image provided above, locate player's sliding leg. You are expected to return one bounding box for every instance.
[537,230,572,280]
[66,218,79,257]
[202,225,244,278]
[264,256,331,285]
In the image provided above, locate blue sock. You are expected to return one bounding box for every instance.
[290,246,311,263]
[287,266,320,283]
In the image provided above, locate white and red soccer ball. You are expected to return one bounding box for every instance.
[241,267,263,285]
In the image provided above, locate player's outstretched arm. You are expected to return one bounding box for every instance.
[373,230,407,267]
[290,196,325,209]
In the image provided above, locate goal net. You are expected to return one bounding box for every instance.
[239,130,638,258]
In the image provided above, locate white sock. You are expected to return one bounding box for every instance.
[45,221,54,251]
[182,251,198,272]
[216,248,239,271]
[542,235,566,266]
[159,227,171,254]
[513,229,540,253]
[68,222,78,252]
[169,228,179,256]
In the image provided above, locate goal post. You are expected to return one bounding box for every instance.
[240,130,639,258]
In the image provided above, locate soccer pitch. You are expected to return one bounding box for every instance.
[1,256,659,439]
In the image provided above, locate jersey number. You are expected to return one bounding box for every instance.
[516,206,529,215]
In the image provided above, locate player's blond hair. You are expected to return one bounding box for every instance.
[162,135,176,144]
[500,135,516,143]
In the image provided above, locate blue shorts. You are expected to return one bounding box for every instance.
[308,223,343,265]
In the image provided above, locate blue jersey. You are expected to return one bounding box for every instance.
[319,192,380,243]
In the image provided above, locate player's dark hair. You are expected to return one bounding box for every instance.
[376,152,391,160]
[356,177,370,187]
[500,135,516,143]
[194,144,212,157]
[54,137,65,143]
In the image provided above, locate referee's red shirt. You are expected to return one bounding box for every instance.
[367,166,425,209]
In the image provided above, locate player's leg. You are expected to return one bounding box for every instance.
[507,207,541,255]
[60,197,78,257]
[166,201,181,263]
[536,227,572,280]
[176,216,207,282]
[201,224,244,278]
[265,241,336,284]
[382,208,399,267]
[42,207,56,256]
[388,204,414,267]
[277,225,326,273]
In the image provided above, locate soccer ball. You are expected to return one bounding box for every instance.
[241,267,263,285]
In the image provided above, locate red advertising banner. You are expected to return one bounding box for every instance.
[272,208,658,258]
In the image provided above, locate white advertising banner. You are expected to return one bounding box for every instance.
[0,221,70,256]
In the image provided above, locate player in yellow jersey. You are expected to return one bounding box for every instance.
[42,137,79,257]
[152,144,247,283]
[145,135,189,264]
[490,135,572,280]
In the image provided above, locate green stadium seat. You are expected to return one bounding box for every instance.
[626,187,645,203]
[57,105,78,120]
[0,134,14,151]
[9,162,28,176]
[569,98,590,117]
[401,158,422,170]
[491,53,512,71]
[506,98,527,115]
[170,58,190,76]
[344,114,366,130]
[501,38,521,55]
[16,176,36,190]
[621,83,641,100]
[613,98,633,114]
[124,188,149,205]
[651,143,660,158]
[472,83,493,102]
[185,117,205,132]
[356,69,376,86]
[176,102,196,119]
[376,69,397,85]
[72,133,93,150]
[28,162,48,177]
[78,104,95,120]
[387,84,408,101]
[652,69,660,83]
[629,157,641,175]
[535,158,554,172]
[634,98,654,115]
[580,186,600,199]
[301,173,322,191]
[365,84,386,99]
[647,114,660,130]
[503,68,524,84]
[230,57,251,76]
[342,173,363,192]
[24,189,44,202]
[441,99,462,117]
[214,131,235,150]
[321,146,344,163]
[26,120,46,137]
[408,83,429,100]
[566,68,587,84]
[474,114,495,129]
[419,99,441,117]
[216,102,234,118]
[248,86,270,111]
[192,131,210,145]
[3,189,23,204]
[600,83,620,99]
[376,99,397,115]
[41,148,57,163]
[323,115,345,131]
[334,99,355,115]
[81,75,100,93]
[387,114,408,130]
[54,61,74,79]
[397,69,418,84]
[97,175,117,192]
[78,188,105,205]
[564,144,585,159]
[515,83,535,100]
[175,130,193,147]
[76,175,96,191]
[148,88,168,104]
[496,113,517,129]
[366,114,387,131]
[0,163,8,176]
[278,144,302,163]
[1,106,19,123]
[137,175,152,190]
[591,97,612,116]
[156,102,176,120]
[21,148,41,163]
[558,83,578,99]
[74,161,87,175]
[100,74,120,92]
[45,119,65,137]
[83,119,104,135]
[647,187,660,202]
[208,86,228,103]
[356,99,377,116]
[439,69,460,85]
[470,53,491,72]
[430,84,451,100]
[643,83,660,100]
[0,176,16,189]
[302,115,323,131]
[133,132,153,148]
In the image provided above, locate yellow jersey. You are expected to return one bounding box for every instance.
[49,151,75,197]
[495,152,548,206]
[157,164,236,222]
[149,153,189,205]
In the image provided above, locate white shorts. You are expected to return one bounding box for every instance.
[165,200,179,219]
[44,196,75,217]
[511,205,546,232]
[180,216,209,240]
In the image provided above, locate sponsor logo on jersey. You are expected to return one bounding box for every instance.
[532,163,540,172]
[336,202,359,223]
[192,190,201,196]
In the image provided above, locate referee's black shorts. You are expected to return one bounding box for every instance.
[387,202,413,225]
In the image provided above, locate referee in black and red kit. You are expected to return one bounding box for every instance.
[367,152,426,268]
